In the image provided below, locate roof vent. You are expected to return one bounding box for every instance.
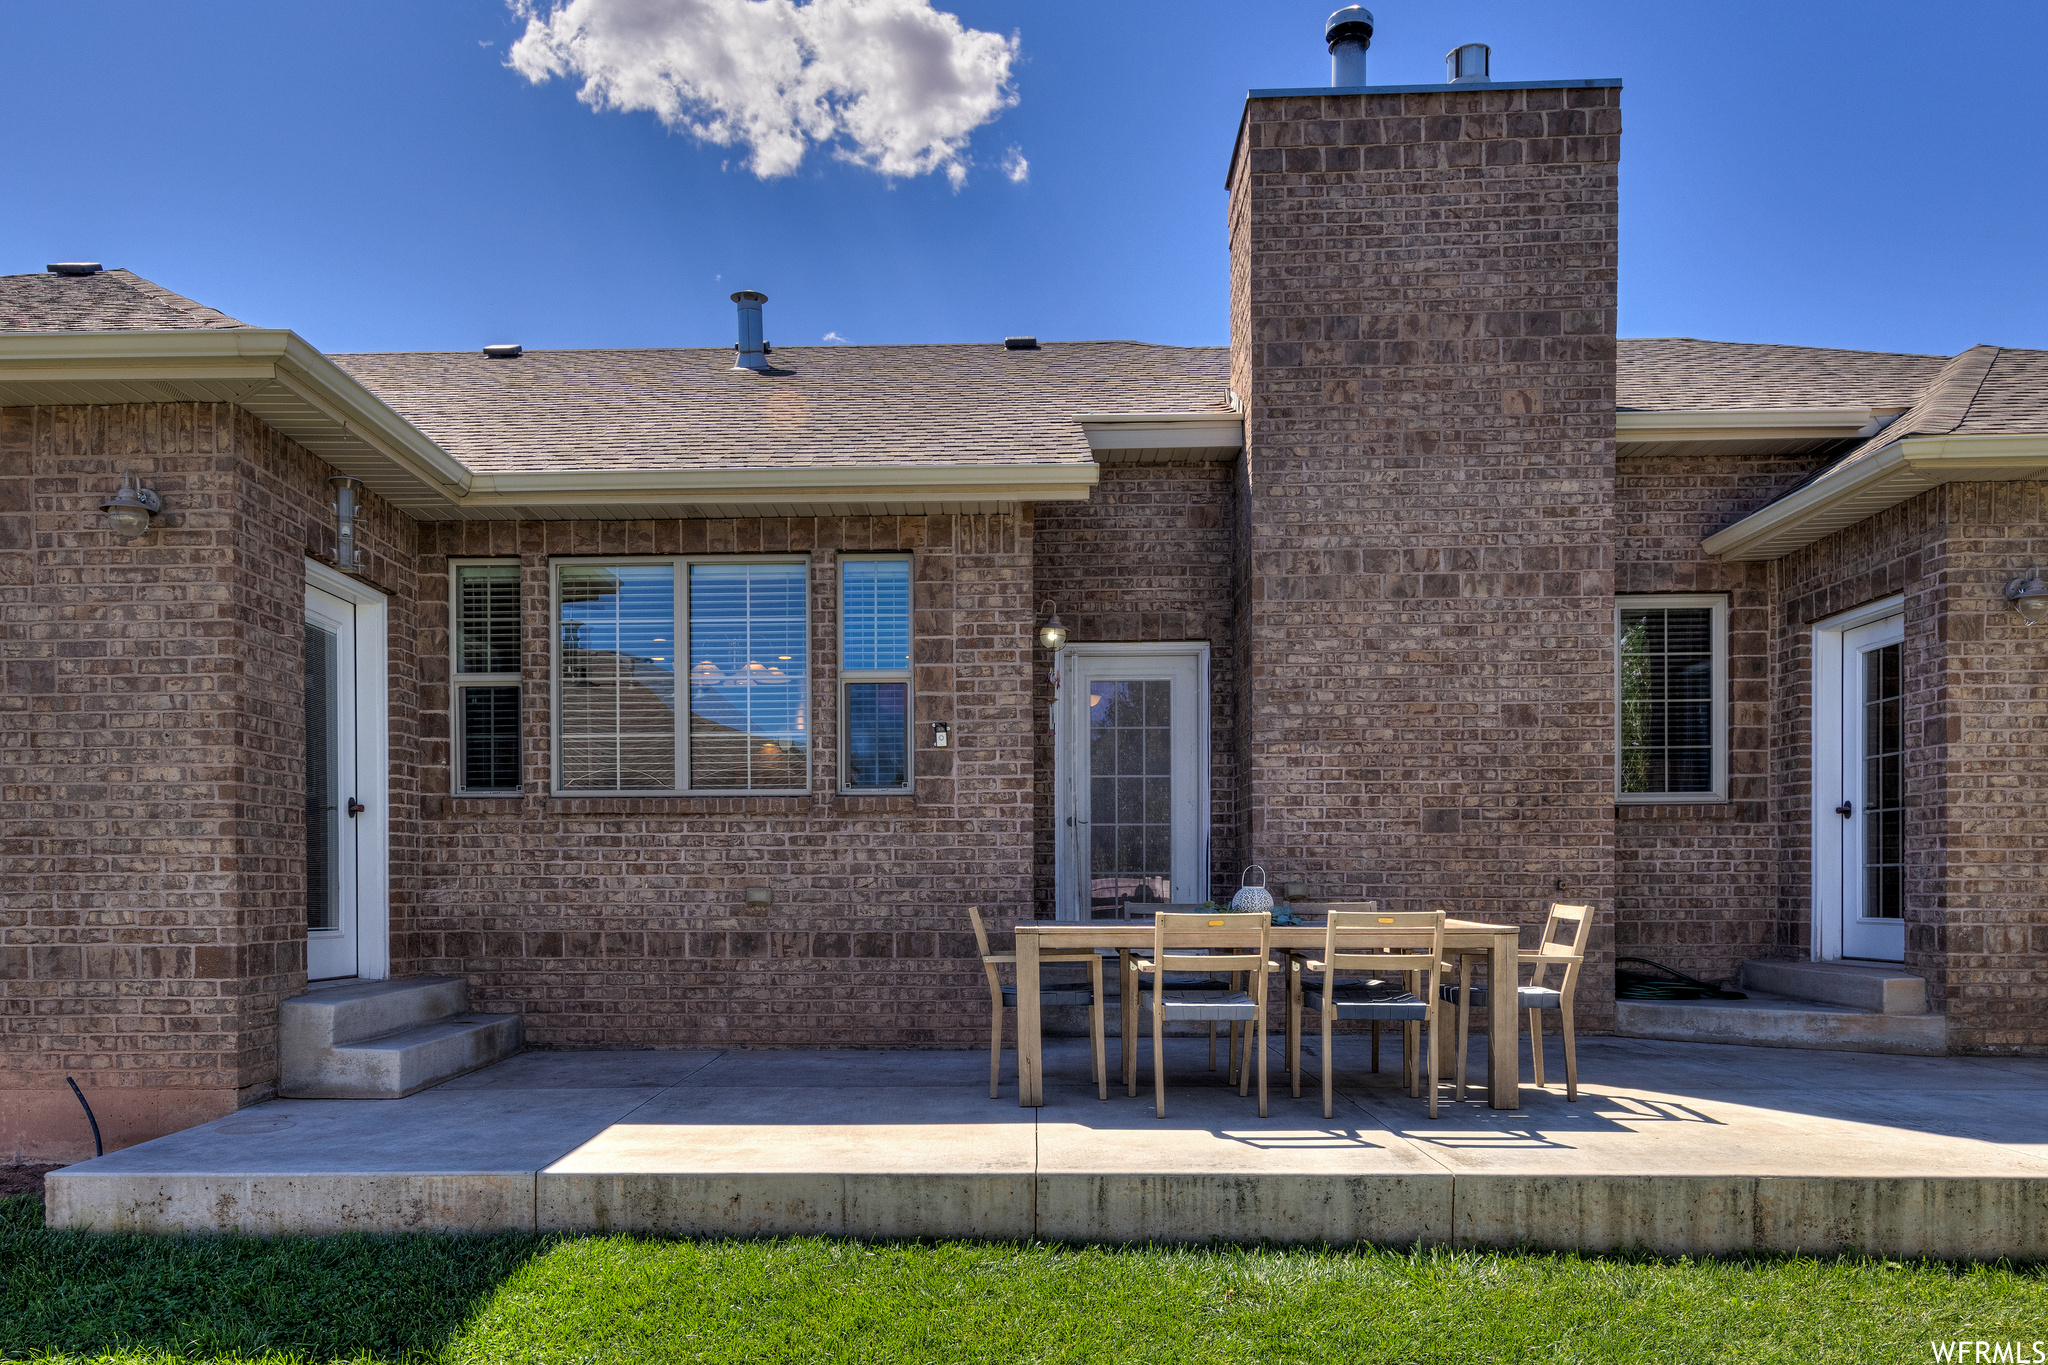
[483,343,522,359]
[1325,6,1373,87]
[731,290,770,371]
[1446,43,1490,83]
[47,262,102,276]
[1004,336,1039,351]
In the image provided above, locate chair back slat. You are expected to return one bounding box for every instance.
[1151,910,1272,975]
[1321,909,1446,974]
[966,905,995,958]
[1527,901,1594,990]
[1291,900,1380,918]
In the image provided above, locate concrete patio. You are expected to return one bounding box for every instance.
[46,1035,2048,1258]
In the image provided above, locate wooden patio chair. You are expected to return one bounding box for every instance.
[1298,909,1447,1119]
[1284,901,1397,1082]
[1103,903,1238,1095]
[969,906,1107,1101]
[1132,910,1276,1118]
[1440,901,1594,1102]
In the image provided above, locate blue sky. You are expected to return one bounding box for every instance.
[2,0,2042,358]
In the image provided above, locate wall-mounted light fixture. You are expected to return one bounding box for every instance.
[931,721,950,748]
[100,471,160,540]
[2007,570,2048,626]
[329,476,366,572]
[1036,599,1068,652]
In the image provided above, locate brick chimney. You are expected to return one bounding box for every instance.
[1226,58,1622,1014]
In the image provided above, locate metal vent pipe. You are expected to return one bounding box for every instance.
[731,291,769,371]
[1325,6,1373,87]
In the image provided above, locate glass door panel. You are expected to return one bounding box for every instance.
[305,585,359,980]
[1837,617,1905,962]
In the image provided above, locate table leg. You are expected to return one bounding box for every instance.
[1488,930,1520,1110]
[1017,931,1043,1108]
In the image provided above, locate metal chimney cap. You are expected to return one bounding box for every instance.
[730,290,768,304]
[482,343,523,359]
[1446,42,1491,83]
[1324,6,1373,49]
[47,262,102,276]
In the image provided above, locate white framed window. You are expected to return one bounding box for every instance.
[839,555,912,792]
[551,557,809,795]
[1616,593,1728,803]
[450,559,523,795]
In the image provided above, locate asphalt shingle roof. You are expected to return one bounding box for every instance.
[329,343,1233,474]
[0,269,248,333]
[1617,338,1949,413]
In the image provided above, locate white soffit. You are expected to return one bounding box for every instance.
[1703,433,2048,561]
[1080,411,1244,464]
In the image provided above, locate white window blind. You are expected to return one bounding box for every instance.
[840,557,911,791]
[688,563,808,790]
[452,561,522,794]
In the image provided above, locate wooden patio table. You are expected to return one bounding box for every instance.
[1012,919,1524,1110]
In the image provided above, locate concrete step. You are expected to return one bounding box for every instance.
[1738,959,1929,1015]
[1616,993,1947,1056]
[284,977,471,1050]
[281,978,523,1099]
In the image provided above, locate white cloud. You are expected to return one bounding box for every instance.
[1000,144,1027,183]
[821,330,848,343]
[506,0,1019,185]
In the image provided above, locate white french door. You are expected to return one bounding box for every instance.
[304,561,390,981]
[1813,603,1906,963]
[1053,644,1210,920]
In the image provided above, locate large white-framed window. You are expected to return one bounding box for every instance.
[839,554,912,792]
[1616,593,1729,803]
[450,559,523,795]
[551,556,809,795]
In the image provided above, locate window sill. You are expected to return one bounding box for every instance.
[546,794,812,816]
[1616,796,1732,808]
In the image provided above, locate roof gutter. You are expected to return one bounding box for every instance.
[1703,432,2048,561]
[458,461,1099,510]
[1617,408,1886,444]
[0,329,472,496]
[1079,412,1243,464]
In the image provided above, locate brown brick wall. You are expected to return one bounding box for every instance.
[1228,85,1622,1028]
[0,402,416,1159]
[1614,452,1816,984]
[1777,482,2048,1053]
[409,513,1033,1047]
[1030,462,1242,916]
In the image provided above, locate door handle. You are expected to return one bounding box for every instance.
[347,798,366,818]
[1834,800,1852,818]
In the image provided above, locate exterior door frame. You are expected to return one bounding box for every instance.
[1810,594,1905,963]
[1051,642,1211,921]
[305,558,391,981]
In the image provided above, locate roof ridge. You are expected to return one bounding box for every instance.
[1907,345,2002,438]
[105,269,249,330]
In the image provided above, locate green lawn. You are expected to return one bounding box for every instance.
[2,1194,2041,1364]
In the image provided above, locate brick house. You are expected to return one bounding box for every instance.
[6,61,2048,1160]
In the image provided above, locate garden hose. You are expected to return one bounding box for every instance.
[1614,957,1748,1001]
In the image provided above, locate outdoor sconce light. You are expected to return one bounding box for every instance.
[329,476,366,572]
[2006,570,2048,627]
[931,721,950,748]
[100,471,160,540]
[1036,600,1068,652]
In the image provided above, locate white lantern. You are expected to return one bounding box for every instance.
[1230,865,1275,915]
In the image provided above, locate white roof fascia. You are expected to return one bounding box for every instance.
[1080,412,1244,464]
[0,329,472,499]
[1703,432,2048,561]
[457,462,1100,512]
[1617,408,1881,444]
